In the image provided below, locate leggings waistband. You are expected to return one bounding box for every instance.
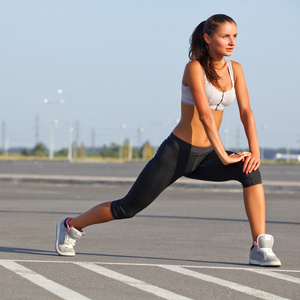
[169,133,214,155]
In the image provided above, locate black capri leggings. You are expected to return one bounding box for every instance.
[111,133,262,219]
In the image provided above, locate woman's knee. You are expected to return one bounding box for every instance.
[110,199,139,219]
[238,167,262,188]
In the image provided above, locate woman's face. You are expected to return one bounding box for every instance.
[204,22,237,59]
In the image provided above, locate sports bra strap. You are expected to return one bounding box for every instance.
[227,61,234,84]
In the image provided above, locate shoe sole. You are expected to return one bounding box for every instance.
[249,259,281,267]
[55,221,75,257]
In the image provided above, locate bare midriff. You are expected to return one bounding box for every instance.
[172,102,223,147]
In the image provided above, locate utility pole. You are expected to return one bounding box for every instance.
[44,98,64,159]
[57,89,73,161]
[73,120,80,159]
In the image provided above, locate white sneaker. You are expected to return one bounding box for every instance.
[55,218,84,256]
[249,234,281,267]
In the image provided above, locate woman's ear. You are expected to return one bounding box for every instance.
[204,33,210,44]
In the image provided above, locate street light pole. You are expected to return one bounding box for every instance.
[118,124,127,161]
[44,98,64,160]
[58,89,73,161]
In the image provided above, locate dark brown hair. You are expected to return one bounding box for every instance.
[189,14,236,86]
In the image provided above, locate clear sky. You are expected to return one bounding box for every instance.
[1,0,299,151]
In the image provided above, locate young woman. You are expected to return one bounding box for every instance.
[55,14,281,267]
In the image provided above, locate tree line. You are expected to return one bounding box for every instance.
[15,139,155,161]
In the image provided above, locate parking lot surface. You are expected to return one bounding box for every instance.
[0,161,299,299]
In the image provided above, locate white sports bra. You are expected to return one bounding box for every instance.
[181,60,235,111]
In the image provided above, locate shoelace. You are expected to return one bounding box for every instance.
[259,248,275,257]
[64,232,76,247]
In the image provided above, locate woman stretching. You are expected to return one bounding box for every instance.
[55,14,281,267]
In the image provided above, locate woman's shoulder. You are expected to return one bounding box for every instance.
[183,60,205,85]
[185,60,201,69]
[229,60,245,80]
[229,60,243,72]
[184,60,205,76]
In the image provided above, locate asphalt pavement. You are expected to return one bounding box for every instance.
[0,161,299,299]
[0,160,299,191]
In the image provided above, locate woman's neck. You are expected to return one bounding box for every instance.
[212,59,226,70]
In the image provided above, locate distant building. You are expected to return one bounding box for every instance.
[274,153,300,162]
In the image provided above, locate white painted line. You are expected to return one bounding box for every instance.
[247,268,300,285]
[160,265,290,300]
[75,262,193,300]
[0,260,91,300]
[4,260,300,274]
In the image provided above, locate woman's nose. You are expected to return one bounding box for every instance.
[229,37,236,46]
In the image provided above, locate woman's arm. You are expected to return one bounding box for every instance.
[184,61,247,165]
[232,61,261,174]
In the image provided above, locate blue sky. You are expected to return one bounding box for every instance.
[1,0,299,151]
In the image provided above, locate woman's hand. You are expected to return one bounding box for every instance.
[241,152,261,174]
[222,151,251,165]
[223,151,260,174]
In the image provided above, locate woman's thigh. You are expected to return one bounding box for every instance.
[187,151,262,188]
[111,136,189,218]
